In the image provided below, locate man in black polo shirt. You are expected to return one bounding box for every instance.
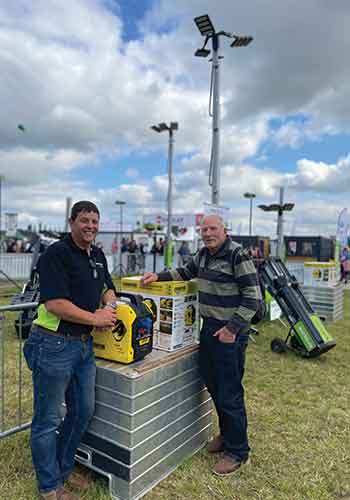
[23,201,117,500]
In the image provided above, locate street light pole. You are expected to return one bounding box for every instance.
[244,192,256,236]
[194,14,253,207]
[249,198,253,236]
[210,33,220,206]
[115,200,126,276]
[258,187,294,259]
[277,187,284,259]
[64,197,72,233]
[151,122,179,270]
[167,127,174,261]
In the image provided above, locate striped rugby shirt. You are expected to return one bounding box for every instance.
[157,237,262,335]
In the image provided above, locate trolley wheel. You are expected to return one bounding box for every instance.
[270,337,287,354]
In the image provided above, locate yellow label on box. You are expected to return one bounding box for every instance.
[304,261,336,269]
[121,276,198,296]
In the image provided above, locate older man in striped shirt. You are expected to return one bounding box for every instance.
[142,214,262,476]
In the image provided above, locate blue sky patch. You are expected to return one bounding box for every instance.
[103,0,155,41]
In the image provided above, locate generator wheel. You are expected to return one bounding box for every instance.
[271,337,287,354]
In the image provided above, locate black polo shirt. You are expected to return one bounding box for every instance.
[37,234,116,335]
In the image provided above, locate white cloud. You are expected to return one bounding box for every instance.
[273,122,305,149]
[0,148,95,186]
[272,118,340,150]
[115,184,153,205]
[288,156,350,193]
[1,0,350,236]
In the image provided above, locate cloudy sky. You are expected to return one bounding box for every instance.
[1,0,350,236]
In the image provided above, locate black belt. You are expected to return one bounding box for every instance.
[34,325,91,342]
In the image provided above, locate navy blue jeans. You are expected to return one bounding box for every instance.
[23,329,96,493]
[199,319,250,462]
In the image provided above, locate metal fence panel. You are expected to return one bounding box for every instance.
[0,254,32,281]
[0,302,36,438]
[0,252,179,282]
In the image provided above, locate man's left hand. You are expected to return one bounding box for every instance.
[213,326,236,343]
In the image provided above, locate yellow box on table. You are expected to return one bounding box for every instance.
[303,261,338,287]
[121,276,199,352]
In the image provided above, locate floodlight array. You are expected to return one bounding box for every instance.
[194,15,215,36]
[231,36,254,47]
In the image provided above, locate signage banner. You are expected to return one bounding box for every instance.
[143,210,232,238]
[143,213,205,239]
[143,214,202,227]
[336,208,349,248]
[5,212,18,237]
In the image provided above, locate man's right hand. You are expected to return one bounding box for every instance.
[140,272,158,285]
[93,308,117,328]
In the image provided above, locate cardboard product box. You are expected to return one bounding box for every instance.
[120,285,199,352]
[303,262,339,287]
[121,276,198,296]
[156,293,199,351]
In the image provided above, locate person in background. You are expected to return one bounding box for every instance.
[157,238,164,255]
[127,239,138,272]
[177,241,191,266]
[138,241,146,270]
[254,246,262,259]
[111,239,118,254]
[128,239,138,254]
[139,241,146,255]
[141,215,262,476]
[23,201,117,500]
[121,238,129,253]
[341,246,350,284]
[150,241,157,254]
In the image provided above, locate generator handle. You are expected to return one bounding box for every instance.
[116,292,143,307]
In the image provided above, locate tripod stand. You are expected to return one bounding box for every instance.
[112,244,127,277]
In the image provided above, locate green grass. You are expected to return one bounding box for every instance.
[0,292,349,500]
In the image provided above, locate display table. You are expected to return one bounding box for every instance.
[76,346,212,500]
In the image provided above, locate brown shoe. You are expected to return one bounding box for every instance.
[66,471,90,491]
[212,455,249,476]
[39,492,58,500]
[207,434,224,454]
[57,488,80,500]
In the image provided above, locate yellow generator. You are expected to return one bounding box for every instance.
[93,293,153,364]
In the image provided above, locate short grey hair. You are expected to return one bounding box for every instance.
[200,214,225,228]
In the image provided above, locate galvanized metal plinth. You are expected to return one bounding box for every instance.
[301,283,344,322]
[76,346,212,500]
